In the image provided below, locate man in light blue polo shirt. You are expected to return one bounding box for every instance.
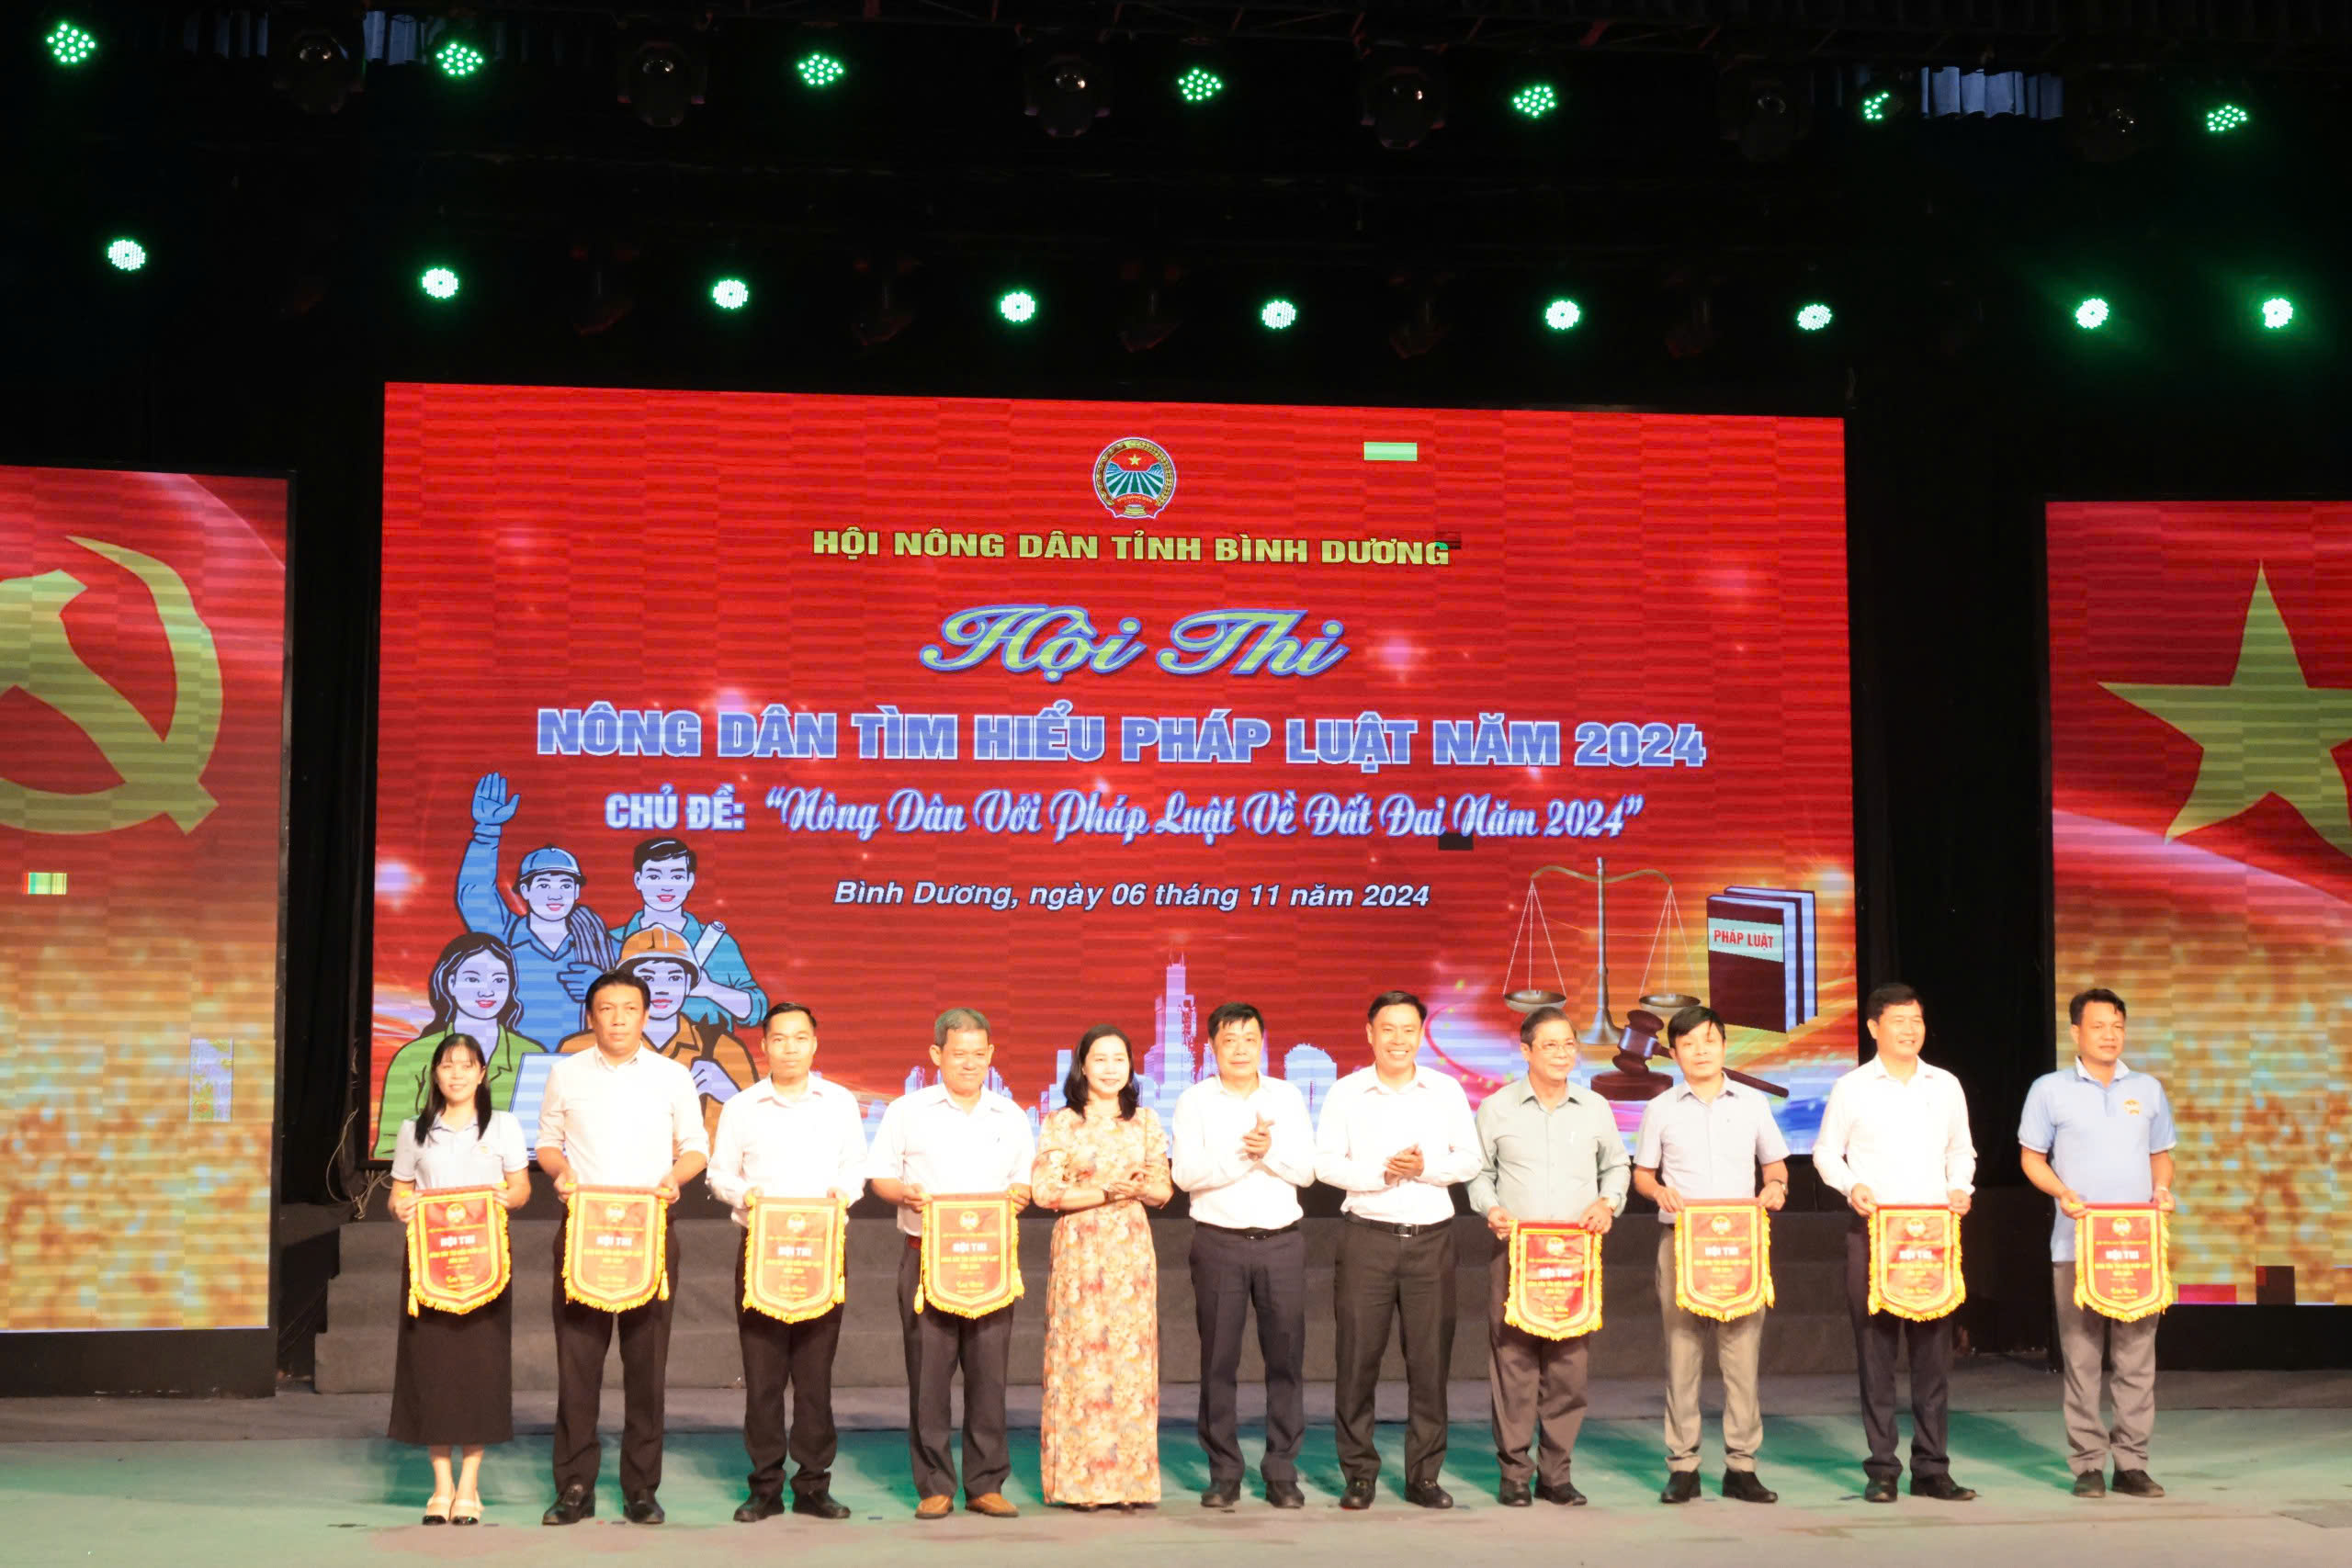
[1633,1005,1790,1506]
[2018,987,2177,1502]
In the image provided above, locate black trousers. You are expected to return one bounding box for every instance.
[897,1243,1014,1501]
[1845,1222,1952,1482]
[1190,1223,1307,1486]
[551,1220,680,1498]
[734,1242,844,1500]
[1332,1219,1455,1489]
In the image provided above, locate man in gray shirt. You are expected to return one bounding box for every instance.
[1470,1004,1630,1507]
[1633,1005,1790,1506]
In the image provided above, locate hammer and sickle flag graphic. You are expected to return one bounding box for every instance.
[0,536,222,834]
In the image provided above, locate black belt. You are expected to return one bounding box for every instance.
[1345,1215,1449,1238]
[1196,1221,1300,1240]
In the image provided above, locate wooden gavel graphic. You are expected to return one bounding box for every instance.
[1614,1009,1789,1098]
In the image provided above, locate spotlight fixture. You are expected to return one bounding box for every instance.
[45,17,98,67]
[2204,100,2250,135]
[796,50,847,90]
[1360,47,1446,151]
[617,25,709,129]
[1117,261,1182,354]
[2074,296,2111,331]
[106,236,146,273]
[271,12,366,116]
[711,276,750,311]
[419,265,460,300]
[427,22,488,81]
[997,288,1039,325]
[1260,297,1297,331]
[1794,301,1834,333]
[1543,298,1582,332]
[2258,295,2295,331]
[1023,42,1111,139]
[2067,73,2149,163]
[1719,65,1812,163]
[1175,63,1225,105]
[1510,81,1558,120]
[1857,72,1913,124]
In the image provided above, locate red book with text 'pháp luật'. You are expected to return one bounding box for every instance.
[1705,897,1798,1033]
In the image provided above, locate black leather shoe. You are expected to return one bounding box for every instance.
[1862,1476,1898,1505]
[543,1483,594,1526]
[1266,1480,1306,1510]
[1340,1478,1376,1511]
[1911,1475,1977,1502]
[1535,1480,1588,1506]
[2111,1470,2165,1498]
[1723,1470,1778,1505]
[1200,1481,1240,1511]
[2073,1471,2107,1498]
[793,1492,853,1520]
[1405,1483,1453,1510]
[734,1494,785,1523]
[623,1494,666,1525]
[1498,1479,1532,1507]
[1661,1470,1702,1504]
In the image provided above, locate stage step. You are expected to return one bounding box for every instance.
[312,1213,1855,1393]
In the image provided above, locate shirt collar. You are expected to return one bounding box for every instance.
[2072,1056,2132,1083]
[1668,1077,1748,1105]
[1366,1066,1435,1095]
[1862,1054,1939,1084]
[586,1043,646,1072]
[1510,1075,1592,1110]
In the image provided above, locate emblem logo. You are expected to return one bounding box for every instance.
[2112,1217,2136,1237]
[1905,1217,1928,1240]
[785,1212,808,1235]
[2121,1098,2143,1117]
[445,1202,469,1223]
[1543,1235,1566,1257]
[1093,437,1177,521]
[1710,1213,1733,1235]
[0,536,222,835]
[958,1209,981,1232]
[605,1202,628,1222]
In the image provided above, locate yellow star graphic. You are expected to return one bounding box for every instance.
[2103,567,2352,859]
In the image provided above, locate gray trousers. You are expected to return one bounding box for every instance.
[1487,1251,1588,1488]
[1657,1229,1766,1472]
[2052,1262,2159,1472]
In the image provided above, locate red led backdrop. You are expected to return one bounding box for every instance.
[374,387,1851,1157]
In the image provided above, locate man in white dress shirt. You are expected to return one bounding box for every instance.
[1316,989,1482,1510]
[1813,982,1979,1505]
[867,1007,1035,1519]
[1170,1002,1315,1511]
[705,1002,867,1524]
[535,971,710,1527]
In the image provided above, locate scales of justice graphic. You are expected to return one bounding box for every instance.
[1498,858,1790,1101]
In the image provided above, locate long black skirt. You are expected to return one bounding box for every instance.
[389,1257,514,1447]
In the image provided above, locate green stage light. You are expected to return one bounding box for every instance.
[47,19,98,67]
[1510,83,1558,120]
[1859,87,1896,123]
[106,237,145,273]
[998,288,1037,324]
[432,37,486,80]
[2074,296,2110,330]
[2204,102,2250,135]
[1260,298,1297,331]
[796,51,845,89]
[1794,301,1833,333]
[2260,296,2295,330]
[1543,298,1582,332]
[711,276,750,311]
[1175,65,1224,105]
[419,265,460,300]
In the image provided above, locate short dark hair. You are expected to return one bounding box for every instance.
[763,1001,818,1032]
[1666,1004,1726,1047]
[585,970,651,1010]
[1518,1005,1573,1045]
[1863,982,1920,1023]
[631,837,697,874]
[1204,1002,1265,1039]
[2067,988,2127,1026]
[1366,988,1427,1023]
[1063,1025,1140,1121]
[933,1006,989,1049]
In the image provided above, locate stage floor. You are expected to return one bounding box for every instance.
[6,1364,2349,1568]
